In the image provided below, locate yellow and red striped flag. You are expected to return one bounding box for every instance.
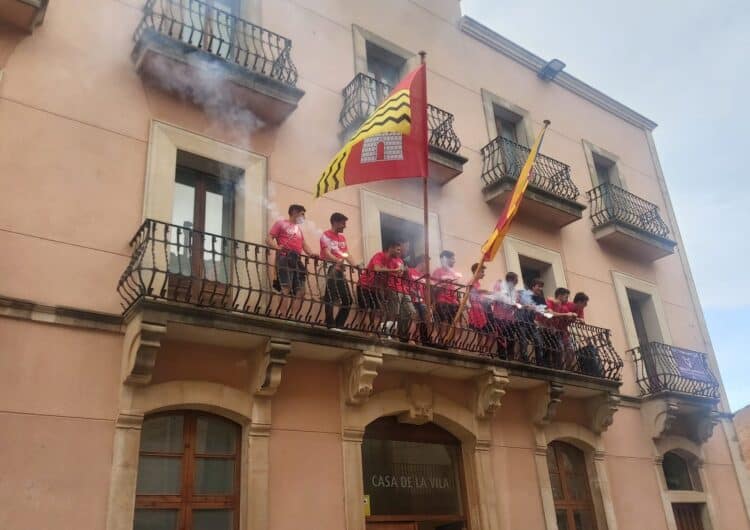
[481,120,550,261]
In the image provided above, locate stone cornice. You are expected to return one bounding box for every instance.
[0,295,123,333]
[459,16,658,131]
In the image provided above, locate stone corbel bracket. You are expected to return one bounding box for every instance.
[529,382,565,425]
[474,367,510,419]
[587,392,621,434]
[254,338,291,397]
[399,383,434,425]
[694,408,720,444]
[122,313,167,386]
[344,348,383,406]
[642,397,681,440]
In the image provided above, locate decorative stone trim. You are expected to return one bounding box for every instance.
[474,367,510,419]
[254,338,291,397]
[695,409,720,444]
[115,411,145,430]
[344,348,383,406]
[642,396,718,445]
[121,313,167,386]
[398,383,434,425]
[587,393,621,434]
[529,382,565,425]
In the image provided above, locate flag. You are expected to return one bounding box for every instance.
[314,64,429,198]
[480,121,550,261]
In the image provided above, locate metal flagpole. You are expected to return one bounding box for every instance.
[419,51,432,321]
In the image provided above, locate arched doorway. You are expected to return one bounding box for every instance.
[362,416,468,530]
[546,441,598,530]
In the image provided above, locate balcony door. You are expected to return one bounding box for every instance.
[362,416,468,530]
[493,106,524,180]
[169,159,235,305]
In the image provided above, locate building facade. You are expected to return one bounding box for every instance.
[1,1,749,529]
[734,406,750,472]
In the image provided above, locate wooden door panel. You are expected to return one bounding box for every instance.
[673,503,704,530]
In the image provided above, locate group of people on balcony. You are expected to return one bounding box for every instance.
[265,204,600,373]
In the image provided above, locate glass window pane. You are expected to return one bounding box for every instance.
[171,182,195,231]
[569,474,588,500]
[662,452,694,491]
[549,472,564,500]
[547,447,558,473]
[134,509,178,530]
[196,415,237,454]
[556,509,569,530]
[192,509,233,530]
[136,456,182,495]
[573,509,595,530]
[195,458,235,494]
[204,190,225,236]
[169,181,195,275]
[140,415,184,454]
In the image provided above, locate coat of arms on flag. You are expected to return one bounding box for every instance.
[314,64,429,198]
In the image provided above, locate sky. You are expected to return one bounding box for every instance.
[461,0,750,411]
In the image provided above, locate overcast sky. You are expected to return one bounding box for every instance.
[461,0,750,411]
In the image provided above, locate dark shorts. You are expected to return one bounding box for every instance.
[435,302,459,323]
[276,252,306,295]
[356,285,380,310]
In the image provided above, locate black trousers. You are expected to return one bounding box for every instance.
[323,265,353,328]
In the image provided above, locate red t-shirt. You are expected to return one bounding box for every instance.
[359,252,404,289]
[320,230,349,261]
[468,280,488,329]
[269,219,304,254]
[406,268,426,300]
[432,266,463,305]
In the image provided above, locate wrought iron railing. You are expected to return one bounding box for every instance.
[587,183,671,238]
[339,73,462,154]
[118,219,622,381]
[134,0,298,86]
[480,136,580,201]
[630,342,719,398]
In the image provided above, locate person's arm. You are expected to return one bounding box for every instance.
[266,224,280,250]
[302,238,317,258]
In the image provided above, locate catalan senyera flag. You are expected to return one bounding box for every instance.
[480,120,551,261]
[314,64,429,198]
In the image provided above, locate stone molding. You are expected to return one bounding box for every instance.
[474,367,510,419]
[587,393,621,434]
[253,338,291,397]
[529,382,565,425]
[398,383,434,425]
[122,313,167,386]
[641,396,718,444]
[344,348,383,406]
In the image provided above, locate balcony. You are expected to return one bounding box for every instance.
[631,342,720,443]
[118,219,623,392]
[587,183,676,260]
[132,0,304,124]
[0,0,48,32]
[480,136,585,227]
[339,73,468,184]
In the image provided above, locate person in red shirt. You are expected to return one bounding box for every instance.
[320,212,357,329]
[406,255,429,341]
[357,239,408,333]
[570,292,588,320]
[266,204,317,316]
[432,250,464,323]
[544,287,579,369]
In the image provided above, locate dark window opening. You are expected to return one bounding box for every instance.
[592,152,617,186]
[663,452,701,491]
[380,213,422,268]
[518,255,553,293]
[366,41,406,88]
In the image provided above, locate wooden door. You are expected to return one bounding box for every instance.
[366,523,417,530]
[673,503,704,530]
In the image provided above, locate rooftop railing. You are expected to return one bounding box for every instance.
[480,136,580,201]
[339,73,462,154]
[134,0,298,86]
[118,219,622,382]
[587,182,671,238]
[630,342,719,398]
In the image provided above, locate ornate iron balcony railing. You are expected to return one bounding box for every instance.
[480,135,580,201]
[339,73,462,154]
[630,342,719,398]
[118,219,622,381]
[134,0,298,86]
[587,183,670,238]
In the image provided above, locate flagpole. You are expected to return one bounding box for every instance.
[419,50,432,321]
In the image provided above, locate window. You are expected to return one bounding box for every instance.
[547,441,598,530]
[380,213,422,267]
[592,153,620,187]
[134,411,241,530]
[362,416,467,530]
[168,152,240,299]
[519,255,554,292]
[626,288,663,347]
[662,452,702,491]
[366,41,407,88]
[179,0,241,57]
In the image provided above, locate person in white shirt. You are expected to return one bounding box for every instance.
[493,272,520,306]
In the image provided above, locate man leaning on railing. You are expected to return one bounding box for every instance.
[266,204,317,317]
[320,212,357,330]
